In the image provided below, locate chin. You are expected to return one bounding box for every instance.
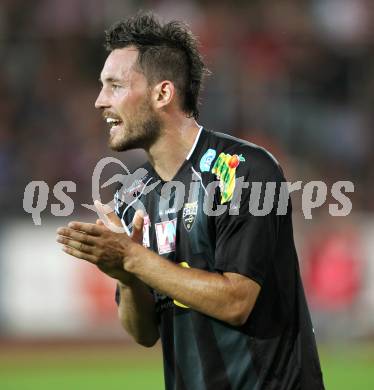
[109,141,127,152]
[108,137,141,152]
[108,124,160,152]
[108,131,127,151]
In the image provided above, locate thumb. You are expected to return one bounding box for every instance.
[94,200,124,233]
[131,209,144,244]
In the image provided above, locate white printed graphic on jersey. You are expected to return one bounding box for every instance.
[142,214,151,248]
[155,218,177,255]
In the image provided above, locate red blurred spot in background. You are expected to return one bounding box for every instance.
[304,229,363,311]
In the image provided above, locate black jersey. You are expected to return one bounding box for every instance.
[115,128,325,390]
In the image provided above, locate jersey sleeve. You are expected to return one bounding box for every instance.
[213,147,284,286]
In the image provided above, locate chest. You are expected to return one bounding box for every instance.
[146,185,215,267]
[119,176,216,270]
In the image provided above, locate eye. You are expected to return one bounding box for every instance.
[111,84,121,91]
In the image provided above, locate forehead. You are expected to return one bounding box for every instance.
[100,47,140,81]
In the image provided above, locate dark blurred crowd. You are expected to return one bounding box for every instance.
[1,0,373,216]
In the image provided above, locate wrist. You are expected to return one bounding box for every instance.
[123,242,145,274]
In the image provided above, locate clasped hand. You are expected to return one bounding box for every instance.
[56,202,144,285]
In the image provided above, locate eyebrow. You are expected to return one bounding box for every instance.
[98,77,123,84]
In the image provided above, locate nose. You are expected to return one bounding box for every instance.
[95,88,109,110]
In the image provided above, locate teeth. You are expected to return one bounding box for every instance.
[106,118,117,123]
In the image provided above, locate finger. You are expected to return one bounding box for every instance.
[56,228,96,245]
[131,209,144,244]
[96,219,111,233]
[62,245,97,264]
[94,200,125,233]
[57,236,94,254]
[94,201,122,227]
[67,222,105,236]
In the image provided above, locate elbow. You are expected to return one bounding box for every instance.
[225,304,252,327]
[220,274,261,327]
[134,334,159,348]
[118,310,159,348]
[226,312,250,327]
[120,316,159,347]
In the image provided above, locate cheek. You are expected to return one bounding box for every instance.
[118,92,144,115]
[114,87,130,99]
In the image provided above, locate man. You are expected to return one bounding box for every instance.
[56,13,325,389]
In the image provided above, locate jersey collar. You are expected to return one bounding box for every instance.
[186,125,203,160]
[143,125,208,185]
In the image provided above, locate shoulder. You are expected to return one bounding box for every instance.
[202,130,284,181]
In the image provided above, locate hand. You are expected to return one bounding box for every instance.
[56,201,144,285]
[94,200,144,245]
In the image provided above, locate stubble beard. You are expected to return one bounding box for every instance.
[109,99,162,152]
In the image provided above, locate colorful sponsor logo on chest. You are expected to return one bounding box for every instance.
[155,218,177,255]
[211,153,245,204]
[199,148,217,172]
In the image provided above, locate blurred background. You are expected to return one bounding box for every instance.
[0,0,373,389]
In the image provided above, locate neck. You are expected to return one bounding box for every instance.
[146,116,200,181]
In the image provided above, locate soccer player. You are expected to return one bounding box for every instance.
[56,13,325,389]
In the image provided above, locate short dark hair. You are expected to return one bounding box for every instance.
[104,12,209,119]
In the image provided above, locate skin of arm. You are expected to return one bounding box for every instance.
[117,277,159,347]
[123,243,260,326]
[101,211,160,347]
[56,203,261,335]
[68,208,159,347]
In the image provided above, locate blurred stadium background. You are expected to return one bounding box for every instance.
[1,0,374,388]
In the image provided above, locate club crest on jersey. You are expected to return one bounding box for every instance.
[182,201,198,232]
[211,153,245,204]
[199,148,217,172]
[155,218,177,255]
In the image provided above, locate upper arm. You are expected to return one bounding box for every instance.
[213,147,284,322]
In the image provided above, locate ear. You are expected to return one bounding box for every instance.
[152,80,175,110]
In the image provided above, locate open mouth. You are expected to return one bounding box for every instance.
[105,116,123,134]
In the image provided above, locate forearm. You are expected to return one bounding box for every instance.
[124,245,259,326]
[117,277,159,347]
